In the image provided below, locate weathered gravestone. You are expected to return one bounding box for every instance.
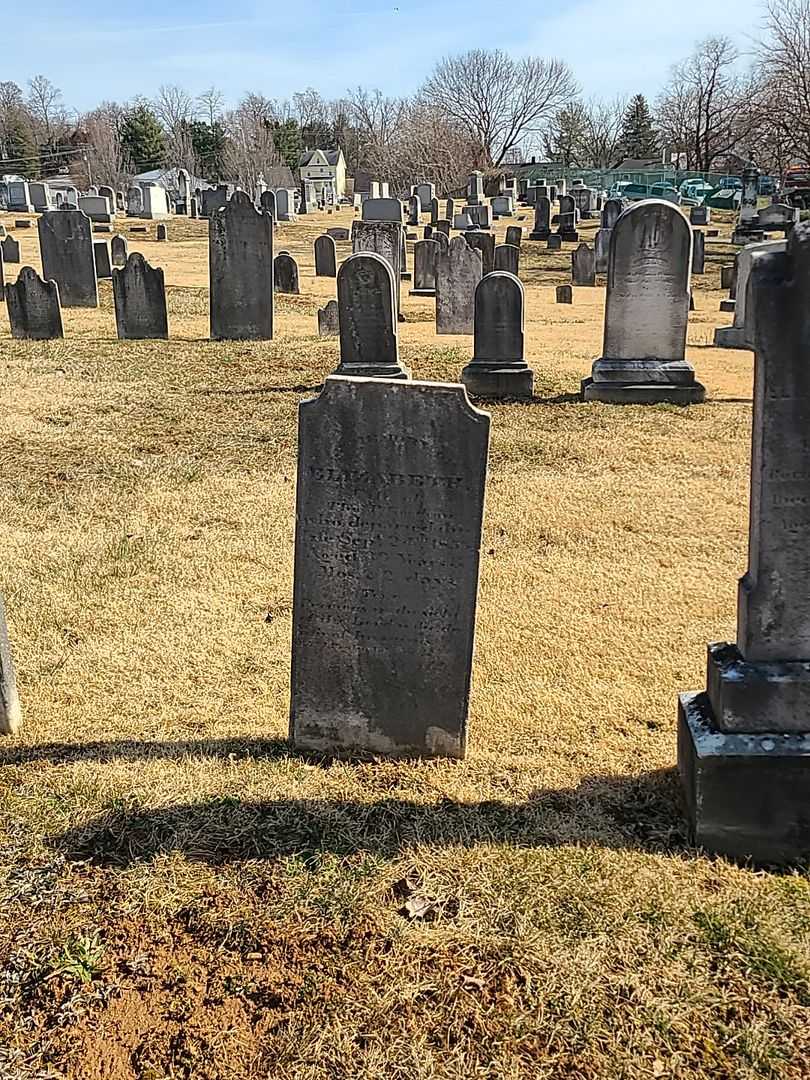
[445,198,455,221]
[290,375,490,758]
[434,219,451,237]
[416,182,435,211]
[692,229,705,274]
[678,224,810,864]
[572,243,596,286]
[275,189,296,221]
[5,267,63,339]
[714,240,786,349]
[690,204,710,226]
[93,241,112,280]
[113,253,169,340]
[407,195,420,225]
[436,236,483,335]
[464,231,495,275]
[494,243,520,275]
[505,226,522,248]
[209,190,273,340]
[462,272,534,399]
[334,252,409,379]
[429,197,440,225]
[260,189,277,218]
[38,210,98,307]
[465,204,492,229]
[351,219,403,313]
[0,595,21,735]
[583,200,704,404]
[111,234,128,268]
[409,238,439,296]
[156,223,168,241]
[434,230,449,255]
[595,198,623,273]
[317,299,339,337]
[556,285,573,304]
[315,234,337,277]
[361,197,403,223]
[547,235,562,251]
[274,253,300,294]
[557,195,579,242]
[467,171,484,206]
[327,227,350,241]
[529,197,551,241]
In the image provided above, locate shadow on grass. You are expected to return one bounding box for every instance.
[45,767,690,866]
[197,384,324,396]
[0,736,293,767]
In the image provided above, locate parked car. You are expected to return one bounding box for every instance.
[717,175,743,190]
[619,182,652,201]
[608,180,635,200]
[650,183,682,204]
[758,175,778,195]
[679,178,714,203]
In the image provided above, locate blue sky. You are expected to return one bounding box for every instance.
[6,0,765,113]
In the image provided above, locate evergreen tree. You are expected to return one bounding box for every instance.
[187,119,227,180]
[619,95,659,159]
[0,111,39,178]
[121,105,166,171]
[271,119,303,172]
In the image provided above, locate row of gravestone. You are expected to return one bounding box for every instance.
[294,223,810,865]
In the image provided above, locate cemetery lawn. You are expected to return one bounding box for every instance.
[1,208,809,1080]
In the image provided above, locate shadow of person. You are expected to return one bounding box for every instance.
[48,768,690,868]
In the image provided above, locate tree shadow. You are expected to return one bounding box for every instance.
[47,768,693,867]
[197,384,323,396]
[0,736,294,768]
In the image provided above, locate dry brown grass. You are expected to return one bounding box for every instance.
[1,205,808,1080]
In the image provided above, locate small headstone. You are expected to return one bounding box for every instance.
[0,595,22,735]
[361,197,403,223]
[424,224,434,239]
[93,241,112,280]
[317,299,340,337]
[436,235,483,335]
[557,195,579,242]
[464,231,495,275]
[327,227,350,241]
[720,299,736,313]
[692,229,706,274]
[571,243,595,286]
[334,252,408,378]
[111,234,128,268]
[462,272,534,399]
[189,196,199,219]
[434,219,451,237]
[289,375,489,759]
[209,191,274,340]
[445,198,455,220]
[556,285,573,304]
[409,238,439,296]
[351,219,403,313]
[529,197,551,241]
[5,266,63,340]
[429,197,440,224]
[547,235,562,251]
[690,205,710,226]
[494,243,519,275]
[260,189,277,219]
[113,253,169,340]
[38,210,98,308]
[315,234,338,277]
[720,264,736,291]
[156,223,168,241]
[407,195,420,226]
[505,226,522,248]
[274,253,300,294]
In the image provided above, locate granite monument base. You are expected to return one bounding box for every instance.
[461,362,534,400]
[678,691,810,865]
[719,299,736,313]
[581,377,705,405]
[408,288,436,297]
[713,326,748,348]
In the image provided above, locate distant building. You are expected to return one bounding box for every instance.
[133,168,211,199]
[298,149,347,200]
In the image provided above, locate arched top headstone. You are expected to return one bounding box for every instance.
[336,252,405,378]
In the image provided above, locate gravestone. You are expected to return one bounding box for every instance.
[427,197,439,225]
[462,272,534,399]
[112,253,168,340]
[714,240,786,349]
[93,241,112,280]
[464,231,495,274]
[38,210,98,308]
[445,198,455,220]
[275,189,296,221]
[327,227,350,240]
[111,234,128,268]
[290,375,489,758]
[692,229,705,274]
[415,182,435,211]
[465,204,492,229]
[529,197,551,241]
[732,160,764,244]
[334,252,408,378]
[351,219,403,313]
[467,171,484,206]
[491,195,513,218]
[436,235,483,335]
[409,238,439,296]
[595,198,623,273]
[274,253,300,294]
[547,235,562,251]
[78,194,113,222]
[434,219,451,237]
[5,267,63,339]
[572,243,596,286]
[557,195,579,242]
[407,195,420,225]
[317,299,339,337]
[434,230,449,255]
[156,223,168,241]
[209,190,274,340]
[690,205,710,226]
[189,196,199,219]
[361,197,403,223]
[721,264,736,292]
[453,213,473,231]
[494,243,519,275]
[583,200,704,404]
[260,189,277,218]
[556,285,572,304]
[315,234,338,277]
[679,223,810,864]
[759,203,800,234]
[177,170,190,214]
[505,226,522,248]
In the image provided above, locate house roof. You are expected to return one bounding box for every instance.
[133,167,210,191]
[299,148,342,167]
[612,157,663,171]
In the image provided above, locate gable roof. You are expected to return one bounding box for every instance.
[299,148,342,167]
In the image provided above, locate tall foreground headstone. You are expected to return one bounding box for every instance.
[335,253,409,379]
[462,272,534,399]
[209,191,273,340]
[5,267,63,340]
[679,224,810,864]
[38,210,98,308]
[290,376,490,758]
[582,200,704,404]
[113,253,169,340]
[436,236,482,335]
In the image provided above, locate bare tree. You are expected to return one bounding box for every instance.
[197,86,225,126]
[223,95,285,193]
[26,74,66,149]
[420,49,577,166]
[757,0,810,167]
[153,84,194,133]
[81,102,130,190]
[341,86,407,173]
[580,96,628,168]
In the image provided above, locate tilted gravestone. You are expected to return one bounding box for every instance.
[691,229,705,274]
[290,375,490,758]
[274,253,300,294]
[464,231,495,275]
[112,253,169,340]
[679,224,810,864]
[407,195,420,225]
[334,252,409,379]
[494,243,520,275]
[436,236,482,335]
[571,243,595,286]
[505,225,522,248]
[111,234,128,268]
[317,299,339,337]
[209,190,273,340]
[529,197,551,241]
[409,238,439,296]
[38,210,97,307]
[94,241,112,280]
[5,267,63,339]
[714,240,786,349]
[582,200,704,404]
[315,234,337,277]
[351,219,403,313]
[462,272,534,399]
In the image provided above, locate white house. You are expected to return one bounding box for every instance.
[298,149,347,201]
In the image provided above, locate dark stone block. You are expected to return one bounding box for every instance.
[581,378,705,404]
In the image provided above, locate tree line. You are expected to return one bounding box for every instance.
[1,0,808,194]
